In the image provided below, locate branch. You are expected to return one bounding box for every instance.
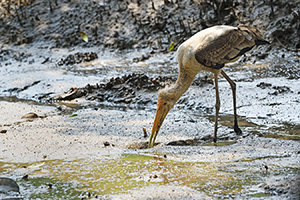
[276,37,300,52]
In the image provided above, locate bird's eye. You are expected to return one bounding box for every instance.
[163,102,167,105]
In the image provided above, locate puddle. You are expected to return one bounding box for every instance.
[1,152,299,199]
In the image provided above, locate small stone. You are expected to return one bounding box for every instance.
[104,141,110,147]
[0,177,20,193]
[21,112,39,119]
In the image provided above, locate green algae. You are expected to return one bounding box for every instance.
[250,193,272,197]
[0,153,299,199]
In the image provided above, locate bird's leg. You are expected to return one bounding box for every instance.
[220,70,242,135]
[213,73,220,143]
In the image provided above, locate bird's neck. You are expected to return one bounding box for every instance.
[168,68,197,103]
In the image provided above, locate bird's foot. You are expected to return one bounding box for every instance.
[234,125,242,135]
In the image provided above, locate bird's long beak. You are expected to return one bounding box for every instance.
[148,102,169,148]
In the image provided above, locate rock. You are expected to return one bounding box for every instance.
[0,177,20,193]
[21,112,39,119]
[103,141,110,147]
[0,130,7,134]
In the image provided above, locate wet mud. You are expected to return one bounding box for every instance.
[1,0,300,199]
[56,52,98,66]
[1,0,300,50]
[50,73,213,108]
[258,175,300,197]
[52,73,174,104]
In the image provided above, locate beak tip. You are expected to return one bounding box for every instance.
[149,102,168,149]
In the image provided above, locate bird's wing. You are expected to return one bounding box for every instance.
[195,26,260,69]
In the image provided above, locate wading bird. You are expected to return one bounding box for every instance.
[148,25,269,148]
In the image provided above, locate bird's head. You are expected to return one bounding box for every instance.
[238,25,267,42]
[248,27,264,39]
[148,89,176,148]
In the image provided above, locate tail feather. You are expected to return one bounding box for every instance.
[255,40,270,46]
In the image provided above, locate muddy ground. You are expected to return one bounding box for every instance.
[0,0,300,199]
[1,0,300,49]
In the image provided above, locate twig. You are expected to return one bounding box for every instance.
[276,37,300,52]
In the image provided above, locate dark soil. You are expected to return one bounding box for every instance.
[50,73,213,106]
[51,73,174,104]
[0,49,32,63]
[56,52,98,66]
[1,0,300,50]
[257,82,292,95]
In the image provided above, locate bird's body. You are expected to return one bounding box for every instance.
[148,25,269,148]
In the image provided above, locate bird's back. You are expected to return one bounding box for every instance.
[177,25,268,73]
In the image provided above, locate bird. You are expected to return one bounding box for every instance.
[148,25,269,148]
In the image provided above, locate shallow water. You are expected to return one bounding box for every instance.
[1,151,299,199]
